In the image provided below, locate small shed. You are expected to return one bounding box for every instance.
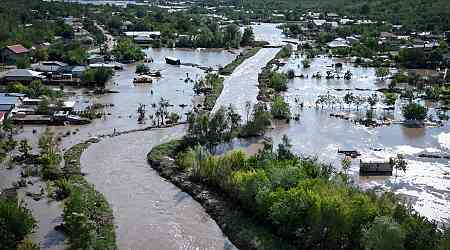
[359,158,393,176]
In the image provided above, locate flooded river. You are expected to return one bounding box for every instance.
[81,126,236,249]
[2,22,449,250]
[1,48,237,249]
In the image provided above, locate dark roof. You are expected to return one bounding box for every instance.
[0,104,15,112]
[5,44,29,54]
[3,69,43,78]
[0,95,19,105]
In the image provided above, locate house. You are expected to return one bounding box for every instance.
[311,19,326,28]
[359,158,393,175]
[380,32,397,42]
[31,61,67,73]
[124,31,161,42]
[346,36,360,45]
[0,93,23,115]
[87,54,105,64]
[327,38,349,48]
[1,44,30,64]
[324,21,339,31]
[326,13,339,21]
[1,69,45,83]
[60,66,87,79]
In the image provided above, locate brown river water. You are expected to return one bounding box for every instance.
[1,23,449,249]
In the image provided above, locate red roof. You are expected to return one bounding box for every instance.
[0,112,6,122]
[6,44,29,54]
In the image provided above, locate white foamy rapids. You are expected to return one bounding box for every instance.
[394,145,424,155]
[383,160,450,222]
[437,132,450,150]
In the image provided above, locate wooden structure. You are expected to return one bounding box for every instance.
[359,158,393,176]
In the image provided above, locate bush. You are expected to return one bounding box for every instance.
[0,199,36,250]
[112,38,145,62]
[402,102,427,121]
[240,103,271,137]
[82,68,114,86]
[268,71,288,91]
[135,64,149,74]
[271,96,290,120]
[383,92,398,106]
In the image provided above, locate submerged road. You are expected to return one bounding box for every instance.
[80,125,236,250]
[212,48,280,118]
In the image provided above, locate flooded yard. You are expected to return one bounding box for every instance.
[267,54,450,223]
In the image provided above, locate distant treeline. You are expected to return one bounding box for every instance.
[223,0,450,32]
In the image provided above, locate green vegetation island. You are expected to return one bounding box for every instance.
[0,0,449,249]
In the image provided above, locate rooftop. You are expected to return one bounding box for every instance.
[3,69,44,78]
[5,44,29,54]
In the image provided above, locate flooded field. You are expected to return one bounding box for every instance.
[81,126,236,250]
[266,54,450,223]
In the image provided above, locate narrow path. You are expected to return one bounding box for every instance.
[80,125,236,250]
[212,48,280,117]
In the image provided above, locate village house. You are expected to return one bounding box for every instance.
[1,69,45,84]
[60,66,87,79]
[31,61,68,73]
[359,158,393,175]
[327,38,349,48]
[1,44,30,64]
[0,93,25,117]
[124,31,161,44]
[325,13,339,22]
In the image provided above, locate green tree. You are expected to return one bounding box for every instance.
[402,102,427,121]
[81,68,113,86]
[0,199,36,250]
[240,102,271,137]
[223,24,241,49]
[363,216,405,250]
[18,140,32,158]
[16,57,30,69]
[2,118,14,138]
[32,49,49,62]
[269,71,288,91]
[375,67,390,79]
[240,27,255,46]
[271,95,290,119]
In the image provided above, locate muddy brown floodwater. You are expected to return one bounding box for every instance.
[266,54,450,223]
[81,126,236,250]
[2,48,238,249]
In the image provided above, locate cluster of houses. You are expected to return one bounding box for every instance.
[0,91,78,126]
[286,11,450,67]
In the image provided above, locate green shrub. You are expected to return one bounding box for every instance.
[268,71,288,92]
[402,102,428,121]
[271,96,290,119]
[0,199,36,250]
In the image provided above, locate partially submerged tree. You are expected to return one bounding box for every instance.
[402,102,427,121]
